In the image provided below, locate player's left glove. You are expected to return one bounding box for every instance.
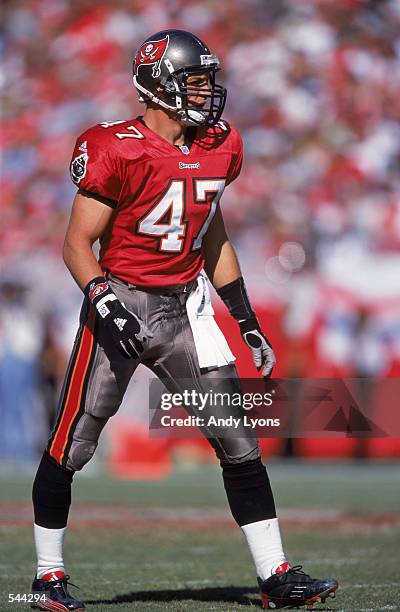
[239,318,276,378]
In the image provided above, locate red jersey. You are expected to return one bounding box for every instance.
[70,117,242,286]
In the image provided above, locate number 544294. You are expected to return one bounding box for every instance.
[8,594,46,602]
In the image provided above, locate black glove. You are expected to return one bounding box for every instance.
[216,277,276,377]
[85,276,152,359]
[239,318,276,378]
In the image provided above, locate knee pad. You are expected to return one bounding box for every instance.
[212,437,260,466]
[65,440,98,472]
[63,413,108,471]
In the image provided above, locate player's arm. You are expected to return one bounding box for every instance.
[203,204,276,377]
[203,204,241,288]
[63,191,113,290]
[63,191,151,359]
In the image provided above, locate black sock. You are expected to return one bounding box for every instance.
[222,458,276,526]
[32,452,74,528]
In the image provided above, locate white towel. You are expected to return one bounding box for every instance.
[186,271,236,368]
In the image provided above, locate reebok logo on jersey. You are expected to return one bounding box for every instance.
[179,161,201,169]
[114,318,127,331]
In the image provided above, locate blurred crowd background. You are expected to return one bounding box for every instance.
[1,0,400,464]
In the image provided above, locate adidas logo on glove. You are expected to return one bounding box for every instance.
[114,317,127,331]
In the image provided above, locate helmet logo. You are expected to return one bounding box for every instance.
[136,35,169,78]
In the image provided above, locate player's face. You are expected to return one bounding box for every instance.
[186,72,211,107]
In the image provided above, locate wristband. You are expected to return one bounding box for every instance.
[216,277,255,322]
[238,317,260,334]
[84,276,118,319]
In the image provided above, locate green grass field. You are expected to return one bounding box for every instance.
[1,461,399,611]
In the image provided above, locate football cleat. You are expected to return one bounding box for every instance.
[258,563,338,609]
[31,570,85,612]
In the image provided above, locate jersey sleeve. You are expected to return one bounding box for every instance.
[226,126,243,185]
[70,129,122,208]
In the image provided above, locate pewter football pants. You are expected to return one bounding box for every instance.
[47,275,260,471]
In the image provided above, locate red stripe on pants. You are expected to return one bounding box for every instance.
[49,307,95,464]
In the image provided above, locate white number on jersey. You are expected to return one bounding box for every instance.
[192,179,226,250]
[100,120,127,127]
[100,121,144,140]
[138,178,225,253]
[138,180,186,252]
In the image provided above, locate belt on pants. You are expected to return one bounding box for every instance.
[106,272,198,295]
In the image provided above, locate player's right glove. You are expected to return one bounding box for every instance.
[85,276,152,359]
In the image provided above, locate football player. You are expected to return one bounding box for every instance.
[31,30,338,610]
